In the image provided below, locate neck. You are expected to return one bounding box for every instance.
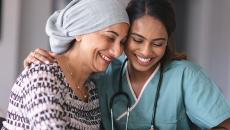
[58,51,92,87]
[127,63,156,84]
[127,62,159,97]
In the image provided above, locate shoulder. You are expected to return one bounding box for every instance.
[21,63,65,109]
[164,60,221,96]
[26,62,61,76]
[106,55,125,76]
[168,62,230,127]
[165,60,202,72]
[16,63,64,96]
[5,63,67,129]
[162,60,214,89]
[23,62,62,80]
[164,60,205,77]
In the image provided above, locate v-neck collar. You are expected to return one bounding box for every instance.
[126,64,160,101]
[116,63,160,121]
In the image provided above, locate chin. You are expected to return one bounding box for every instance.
[136,67,152,72]
[95,65,108,72]
[133,63,157,73]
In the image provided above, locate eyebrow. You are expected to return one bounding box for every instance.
[105,31,119,37]
[130,32,167,41]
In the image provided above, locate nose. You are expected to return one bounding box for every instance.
[109,42,123,58]
[141,43,153,57]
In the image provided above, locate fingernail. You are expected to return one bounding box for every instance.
[45,61,50,64]
[35,60,40,64]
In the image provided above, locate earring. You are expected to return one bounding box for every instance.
[75,36,82,42]
[76,38,81,42]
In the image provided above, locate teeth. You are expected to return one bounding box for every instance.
[100,53,111,62]
[137,56,151,62]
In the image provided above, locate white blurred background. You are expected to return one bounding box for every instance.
[0,0,229,116]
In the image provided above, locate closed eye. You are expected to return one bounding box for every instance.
[120,36,128,46]
[131,36,143,43]
[151,40,167,47]
[106,36,115,43]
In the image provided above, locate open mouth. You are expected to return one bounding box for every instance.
[136,55,152,65]
[99,53,112,62]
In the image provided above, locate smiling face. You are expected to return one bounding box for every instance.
[78,23,129,72]
[125,15,168,74]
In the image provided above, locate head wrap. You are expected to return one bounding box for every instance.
[46,0,129,54]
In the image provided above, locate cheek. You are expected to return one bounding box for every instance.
[124,40,136,52]
[124,46,133,57]
[155,47,166,58]
[82,38,106,52]
[96,37,111,49]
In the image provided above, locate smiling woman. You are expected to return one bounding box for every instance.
[2,0,129,129]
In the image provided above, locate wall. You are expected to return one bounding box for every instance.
[17,0,52,72]
[185,0,230,100]
[0,0,229,116]
[0,0,21,116]
[207,0,230,99]
[0,0,52,116]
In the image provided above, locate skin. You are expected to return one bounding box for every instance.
[23,23,129,69]
[63,23,129,77]
[76,23,128,73]
[57,23,128,101]
[31,23,128,102]
[125,14,230,130]
[24,16,230,129]
[125,15,167,97]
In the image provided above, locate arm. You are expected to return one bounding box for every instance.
[182,63,230,129]
[211,118,230,130]
[23,48,56,68]
[23,67,66,129]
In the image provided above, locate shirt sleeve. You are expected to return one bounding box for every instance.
[23,69,66,129]
[183,65,230,128]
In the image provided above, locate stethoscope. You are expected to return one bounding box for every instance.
[109,58,164,130]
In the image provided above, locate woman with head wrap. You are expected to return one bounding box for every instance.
[2,0,129,129]
[21,0,230,130]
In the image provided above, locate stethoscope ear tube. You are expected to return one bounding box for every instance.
[110,58,131,130]
[110,91,131,130]
[109,58,163,130]
[109,58,131,109]
[150,64,164,130]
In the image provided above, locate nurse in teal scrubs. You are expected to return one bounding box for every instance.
[96,0,230,129]
[24,0,230,129]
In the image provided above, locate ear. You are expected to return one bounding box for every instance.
[75,35,82,42]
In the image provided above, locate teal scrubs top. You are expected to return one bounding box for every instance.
[95,59,230,130]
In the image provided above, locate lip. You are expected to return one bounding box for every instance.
[135,55,152,66]
[99,53,113,63]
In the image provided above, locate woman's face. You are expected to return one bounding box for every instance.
[125,15,168,73]
[79,23,129,72]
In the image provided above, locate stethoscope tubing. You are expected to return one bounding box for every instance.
[109,58,163,130]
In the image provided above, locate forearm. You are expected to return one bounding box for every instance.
[211,118,230,130]
[24,76,65,129]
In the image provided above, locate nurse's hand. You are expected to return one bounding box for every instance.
[23,48,56,68]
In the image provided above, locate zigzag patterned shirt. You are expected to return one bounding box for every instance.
[2,63,101,130]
